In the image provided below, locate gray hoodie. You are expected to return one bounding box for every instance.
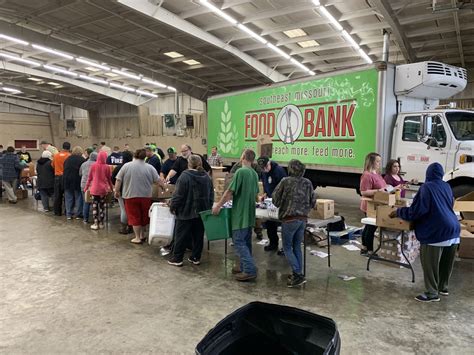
[79,152,98,190]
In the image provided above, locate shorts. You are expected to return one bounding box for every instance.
[124,197,152,226]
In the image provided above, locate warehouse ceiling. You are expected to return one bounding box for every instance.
[0,0,472,106]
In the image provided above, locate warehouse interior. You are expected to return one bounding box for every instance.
[1,0,473,354]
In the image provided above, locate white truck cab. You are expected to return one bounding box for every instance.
[392,109,474,196]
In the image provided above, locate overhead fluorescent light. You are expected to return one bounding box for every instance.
[342,30,359,49]
[318,6,343,31]
[199,0,238,25]
[297,40,319,48]
[52,85,63,89]
[136,89,158,98]
[110,82,135,91]
[79,75,108,85]
[266,43,290,59]
[32,44,74,60]
[75,58,111,71]
[85,66,101,72]
[47,82,61,86]
[312,0,321,6]
[43,64,78,77]
[183,59,201,66]
[164,51,183,58]
[3,87,22,94]
[142,78,167,88]
[358,48,373,63]
[237,24,267,44]
[167,86,177,91]
[283,29,307,38]
[0,34,29,46]
[309,71,316,75]
[27,77,43,82]
[104,72,119,77]
[111,69,141,80]
[0,52,41,66]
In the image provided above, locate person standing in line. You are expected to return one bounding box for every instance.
[212,149,259,282]
[145,146,161,175]
[99,141,112,156]
[63,146,86,220]
[84,151,114,230]
[359,152,387,256]
[17,145,32,164]
[111,150,133,234]
[52,142,71,216]
[40,140,58,156]
[390,163,460,303]
[168,155,214,267]
[207,146,223,167]
[257,156,287,252]
[107,146,123,165]
[272,159,316,287]
[160,147,178,184]
[114,149,161,244]
[0,146,23,204]
[123,143,130,152]
[36,151,55,212]
[79,152,97,223]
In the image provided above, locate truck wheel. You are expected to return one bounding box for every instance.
[451,184,472,199]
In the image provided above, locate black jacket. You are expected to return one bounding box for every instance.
[170,169,214,220]
[147,154,162,174]
[63,155,86,191]
[36,158,55,189]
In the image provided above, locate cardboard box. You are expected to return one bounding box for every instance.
[308,199,335,220]
[461,220,474,233]
[211,167,227,187]
[258,181,264,194]
[454,191,474,220]
[376,205,413,231]
[15,189,28,199]
[366,200,380,218]
[152,184,175,199]
[459,229,474,259]
[374,191,396,206]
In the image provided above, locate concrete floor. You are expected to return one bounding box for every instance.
[1,187,473,354]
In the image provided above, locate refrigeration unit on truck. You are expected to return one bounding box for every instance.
[207,61,473,197]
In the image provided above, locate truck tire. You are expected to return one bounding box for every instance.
[451,184,472,199]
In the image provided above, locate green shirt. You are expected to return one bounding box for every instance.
[229,166,259,231]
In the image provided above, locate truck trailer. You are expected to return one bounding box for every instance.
[207,60,473,197]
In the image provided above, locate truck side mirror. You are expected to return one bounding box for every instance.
[418,115,433,143]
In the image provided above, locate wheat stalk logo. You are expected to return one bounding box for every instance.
[217,100,239,154]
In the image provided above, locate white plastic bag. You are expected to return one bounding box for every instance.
[148,203,175,244]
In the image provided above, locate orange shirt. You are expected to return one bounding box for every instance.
[52,150,71,176]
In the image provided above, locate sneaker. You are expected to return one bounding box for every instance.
[232,266,242,274]
[360,249,368,256]
[414,294,440,303]
[235,272,257,282]
[287,275,307,288]
[43,209,50,212]
[160,247,171,256]
[67,216,72,220]
[277,248,285,256]
[287,273,295,281]
[264,245,278,252]
[439,289,449,296]
[255,233,263,241]
[168,258,183,267]
[75,216,82,220]
[90,223,99,230]
[83,220,89,224]
[187,257,201,265]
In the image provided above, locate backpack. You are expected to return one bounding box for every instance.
[326,216,346,232]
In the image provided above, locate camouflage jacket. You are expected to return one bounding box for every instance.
[272,176,316,220]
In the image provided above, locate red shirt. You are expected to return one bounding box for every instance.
[360,171,386,212]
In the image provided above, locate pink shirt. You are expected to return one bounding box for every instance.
[360,171,386,212]
[84,151,113,196]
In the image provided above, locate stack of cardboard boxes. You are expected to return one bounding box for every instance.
[152,184,175,200]
[378,230,420,267]
[454,191,474,259]
[214,178,226,202]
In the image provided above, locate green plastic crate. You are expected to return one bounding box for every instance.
[200,208,232,241]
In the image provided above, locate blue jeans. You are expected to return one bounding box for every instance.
[82,191,91,222]
[232,227,257,276]
[39,188,53,210]
[65,189,84,218]
[282,220,306,275]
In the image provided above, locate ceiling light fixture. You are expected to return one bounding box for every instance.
[309,71,316,76]
[104,72,119,77]
[167,86,177,91]
[47,82,61,86]
[43,64,78,77]
[32,44,74,60]
[85,66,101,72]
[136,89,158,98]
[183,59,201,65]
[297,40,319,48]
[79,75,109,85]
[142,78,167,88]
[3,87,22,94]
[164,51,183,58]
[111,69,141,80]
[27,77,43,82]
[283,29,308,38]
[237,24,267,44]
[342,30,359,49]
[110,82,135,91]
[317,5,343,31]
[0,34,29,46]
[199,0,238,25]
[266,43,290,59]
[75,58,111,71]
[0,52,41,66]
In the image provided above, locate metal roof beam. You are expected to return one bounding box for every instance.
[117,0,287,83]
[370,0,416,62]
[179,0,252,19]
[452,0,465,67]
[339,8,381,21]
[242,3,318,24]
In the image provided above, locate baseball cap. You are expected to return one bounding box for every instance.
[40,140,49,145]
[167,147,177,154]
[257,156,269,168]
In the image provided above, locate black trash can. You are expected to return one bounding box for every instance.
[196,301,341,355]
